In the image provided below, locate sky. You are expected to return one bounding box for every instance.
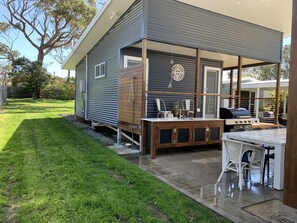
[0,2,105,78]
[0,17,73,78]
[8,37,72,77]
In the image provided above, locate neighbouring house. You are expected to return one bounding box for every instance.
[222,77,289,121]
[62,0,290,155]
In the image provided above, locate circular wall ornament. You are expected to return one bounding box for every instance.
[171,64,185,81]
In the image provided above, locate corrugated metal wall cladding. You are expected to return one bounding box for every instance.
[86,0,144,126]
[146,0,282,63]
[148,56,196,92]
[75,58,86,117]
[122,48,222,118]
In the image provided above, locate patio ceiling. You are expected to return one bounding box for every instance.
[177,0,292,38]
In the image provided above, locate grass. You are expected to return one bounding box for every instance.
[0,99,230,222]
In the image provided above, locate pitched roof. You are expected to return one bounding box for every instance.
[63,0,292,70]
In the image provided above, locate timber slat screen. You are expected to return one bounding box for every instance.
[118,64,143,134]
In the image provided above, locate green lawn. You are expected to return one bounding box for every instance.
[0,99,230,223]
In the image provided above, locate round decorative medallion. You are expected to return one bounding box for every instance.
[171,64,185,81]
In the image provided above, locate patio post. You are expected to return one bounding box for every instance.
[194,49,201,117]
[142,38,148,119]
[283,91,287,114]
[236,56,242,108]
[274,63,281,124]
[284,0,297,209]
[255,87,260,118]
[229,69,234,107]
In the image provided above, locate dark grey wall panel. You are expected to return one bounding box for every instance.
[123,48,222,118]
[86,0,143,126]
[75,57,86,117]
[146,0,282,63]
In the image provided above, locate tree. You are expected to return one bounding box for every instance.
[10,57,50,98]
[48,0,106,80]
[242,44,292,81]
[0,22,20,90]
[49,43,72,79]
[42,76,75,100]
[2,0,96,65]
[243,64,277,80]
[0,22,20,61]
[282,44,291,79]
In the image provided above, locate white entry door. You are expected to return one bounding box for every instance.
[203,67,221,118]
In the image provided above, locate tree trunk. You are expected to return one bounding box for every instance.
[37,50,45,65]
[67,69,71,83]
[34,86,42,99]
[34,50,44,99]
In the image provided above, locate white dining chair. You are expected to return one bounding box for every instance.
[218,138,265,190]
[182,99,194,117]
[155,98,172,118]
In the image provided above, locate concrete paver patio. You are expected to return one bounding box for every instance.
[122,147,297,223]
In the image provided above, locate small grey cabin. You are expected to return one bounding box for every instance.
[63,0,284,158]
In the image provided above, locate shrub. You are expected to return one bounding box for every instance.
[42,77,75,100]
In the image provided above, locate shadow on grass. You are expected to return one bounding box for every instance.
[3,106,74,114]
[4,99,74,114]
[0,117,230,223]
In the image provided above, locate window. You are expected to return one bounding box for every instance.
[124,55,142,68]
[95,62,106,79]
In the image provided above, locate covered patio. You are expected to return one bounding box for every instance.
[133,0,297,212]
[63,0,297,214]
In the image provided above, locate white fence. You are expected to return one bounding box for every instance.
[0,85,7,110]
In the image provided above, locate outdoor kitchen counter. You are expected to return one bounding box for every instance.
[142,117,223,122]
[141,118,224,159]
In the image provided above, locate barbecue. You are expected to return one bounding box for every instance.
[220,107,259,132]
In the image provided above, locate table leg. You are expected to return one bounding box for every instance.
[273,144,285,190]
[150,138,156,159]
[150,124,156,159]
[221,136,227,171]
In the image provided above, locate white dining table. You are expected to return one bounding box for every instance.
[222,128,286,190]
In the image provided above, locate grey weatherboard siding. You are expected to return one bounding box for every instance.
[75,57,86,117]
[146,0,283,63]
[76,0,283,127]
[85,0,144,126]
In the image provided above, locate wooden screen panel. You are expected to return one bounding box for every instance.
[118,64,144,127]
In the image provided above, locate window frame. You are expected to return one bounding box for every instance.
[94,62,107,79]
[123,55,143,68]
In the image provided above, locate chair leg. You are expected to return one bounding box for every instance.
[217,171,225,183]
[262,156,269,183]
[239,170,243,190]
[267,160,270,178]
[217,164,228,182]
[260,167,263,185]
[157,112,164,118]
